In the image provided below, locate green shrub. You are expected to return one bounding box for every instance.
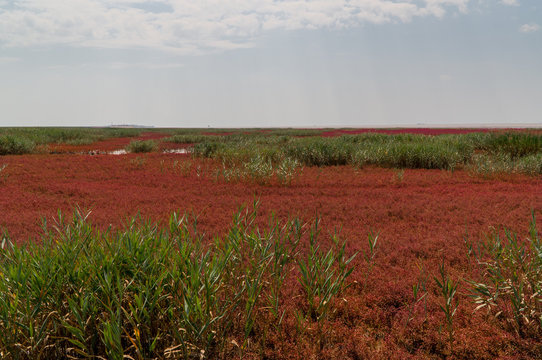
[125,140,158,153]
[215,153,303,186]
[468,153,542,176]
[284,138,354,166]
[352,142,465,170]
[192,142,222,158]
[166,134,219,144]
[480,132,542,158]
[515,153,542,175]
[467,153,513,176]
[0,135,35,155]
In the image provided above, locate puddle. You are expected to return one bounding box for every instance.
[100,148,189,155]
[163,148,189,154]
[108,149,128,155]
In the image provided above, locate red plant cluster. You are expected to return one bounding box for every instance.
[1,150,541,358]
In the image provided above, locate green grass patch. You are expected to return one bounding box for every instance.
[125,140,158,153]
[0,135,35,155]
[0,205,358,359]
[0,128,145,155]
[467,213,542,338]
[186,131,542,176]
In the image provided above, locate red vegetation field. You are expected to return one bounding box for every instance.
[1,143,542,358]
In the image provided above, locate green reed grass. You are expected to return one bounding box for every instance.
[167,134,223,144]
[125,140,158,153]
[0,204,357,359]
[481,132,542,158]
[467,212,542,338]
[188,131,542,176]
[296,221,358,352]
[405,261,428,328]
[0,135,35,155]
[297,220,357,324]
[434,263,459,354]
[214,153,302,186]
[165,128,324,138]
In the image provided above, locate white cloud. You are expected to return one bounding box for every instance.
[0,1,472,55]
[500,0,519,6]
[107,62,184,69]
[0,56,20,64]
[46,60,184,70]
[519,23,540,33]
[439,74,453,81]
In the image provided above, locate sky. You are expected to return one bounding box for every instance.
[0,0,541,128]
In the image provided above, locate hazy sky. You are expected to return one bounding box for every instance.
[0,0,541,127]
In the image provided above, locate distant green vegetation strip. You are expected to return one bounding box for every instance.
[167,128,324,137]
[172,131,542,175]
[0,127,326,155]
[2,128,541,175]
[0,128,144,155]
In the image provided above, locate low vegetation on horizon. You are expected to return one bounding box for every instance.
[2,127,541,176]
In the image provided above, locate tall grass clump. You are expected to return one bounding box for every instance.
[514,154,542,175]
[215,154,302,186]
[479,132,542,158]
[467,153,515,176]
[0,135,35,155]
[297,221,357,323]
[191,133,478,172]
[166,134,222,144]
[434,263,459,354]
[196,142,303,185]
[284,137,355,166]
[468,153,542,176]
[264,128,324,137]
[189,130,542,177]
[125,139,158,153]
[352,142,467,170]
[0,204,358,359]
[296,222,357,351]
[169,128,240,136]
[467,212,542,338]
[405,261,428,327]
